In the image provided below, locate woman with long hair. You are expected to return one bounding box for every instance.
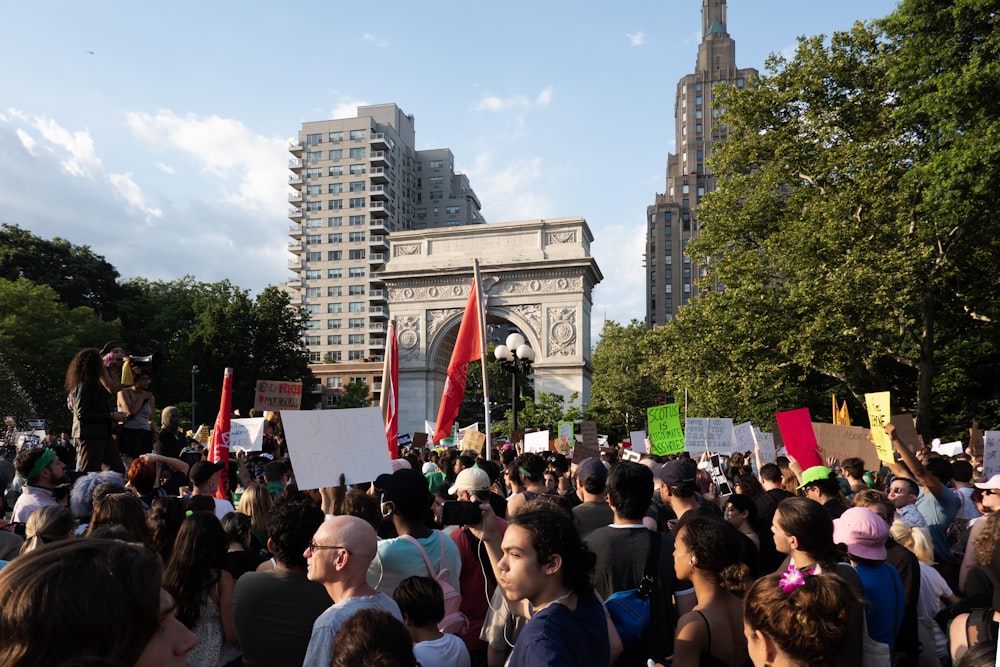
[66,348,127,473]
[164,512,241,666]
[672,516,752,667]
[86,492,151,547]
[505,453,551,517]
[237,482,273,553]
[148,495,186,562]
[221,511,267,581]
[20,505,74,554]
[117,365,156,463]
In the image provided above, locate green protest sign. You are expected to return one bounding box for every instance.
[647,404,684,456]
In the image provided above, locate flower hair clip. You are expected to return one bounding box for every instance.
[779,564,815,594]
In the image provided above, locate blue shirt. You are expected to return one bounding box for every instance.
[916,486,961,564]
[508,591,610,667]
[855,562,905,651]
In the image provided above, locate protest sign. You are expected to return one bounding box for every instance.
[282,407,392,489]
[575,422,599,460]
[411,432,428,449]
[26,419,45,430]
[463,429,486,453]
[811,423,879,471]
[775,408,822,469]
[733,421,755,456]
[970,422,985,458]
[983,432,1000,479]
[684,418,734,455]
[524,430,550,453]
[709,455,733,496]
[890,414,921,453]
[229,417,266,452]
[557,422,574,451]
[630,430,648,454]
[14,431,46,450]
[622,450,642,463]
[933,441,964,457]
[254,380,303,411]
[864,391,894,463]
[647,404,684,456]
[752,428,776,464]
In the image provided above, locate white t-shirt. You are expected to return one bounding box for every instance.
[916,561,953,658]
[413,632,471,667]
[212,496,235,521]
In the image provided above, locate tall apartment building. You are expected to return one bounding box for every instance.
[645,0,756,326]
[286,104,485,406]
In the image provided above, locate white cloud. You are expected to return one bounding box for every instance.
[475,86,554,113]
[108,172,163,221]
[155,161,175,175]
[15,128,36,154]
[627,31,647,46]
[332,98,370,120]
[124,110,287,214]
[466,152,553,222]
[27,116,101,178]
[362,33,388,48]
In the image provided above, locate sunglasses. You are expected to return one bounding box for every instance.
[984,489,1000,496]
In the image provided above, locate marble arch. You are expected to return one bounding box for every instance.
[377,217,603,438]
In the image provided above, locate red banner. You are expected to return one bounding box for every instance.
[208,368,233,500]
[383,320,399,458]
[433,278,483,443]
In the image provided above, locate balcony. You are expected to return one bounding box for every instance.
[369,339,386,350]
[370,132,388,149]
[289,174,303,189]
[369,219,386,232]
[370,167,388,183]
[288,224,302,238]
[288,207,303,220]
[369,289,386,301]
[288,191,302,204]
[288,259,303,272]
[289,158,303,172]
[287,278,302,288]
[369,235,388,249]
[368,201,388,217]
[369,305,387,317]
[370,150,388,167]
[288,141,303,156]
[369,253,386,265]
[288,240,302,254]
[368,322,385,333]
[369,184,388,200]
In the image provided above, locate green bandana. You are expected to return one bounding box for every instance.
[27,448,56,480]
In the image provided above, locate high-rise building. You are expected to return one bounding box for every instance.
[286,104,485,406]
[645,0,756,326]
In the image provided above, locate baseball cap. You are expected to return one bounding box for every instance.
[798,465,834,489]
[576,457,608,483]
[974,474,1000,490]
[448,467,491,496]
[833,506,888,560]
[660,459,697,487]
[375,468,430,509]
[189,461,224,487]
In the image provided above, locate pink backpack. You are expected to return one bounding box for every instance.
[401,533,469,635]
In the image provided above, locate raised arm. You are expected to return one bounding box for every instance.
[888,424,943,498]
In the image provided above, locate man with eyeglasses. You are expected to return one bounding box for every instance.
[302,515,402,667]
[887,478,928,528]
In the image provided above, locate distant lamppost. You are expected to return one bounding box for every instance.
[494,333,535,432]
[191,365,200,427]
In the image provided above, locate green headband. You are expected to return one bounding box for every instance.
[27,449,56,480]
[518,466,531,479]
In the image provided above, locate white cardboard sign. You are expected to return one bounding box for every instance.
[684,418,734,455]
[983,432,1000,479]
[524,430,551,453]
[229,417,266,452]
[282,407,392,489]
[630,430,648,454]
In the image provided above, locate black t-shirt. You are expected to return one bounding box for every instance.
[156,429,186,459]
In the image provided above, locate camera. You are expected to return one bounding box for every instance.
[441,500,482,526]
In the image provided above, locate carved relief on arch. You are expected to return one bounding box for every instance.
[546,231,577,245]
[427,308,463,343]
[397,315,421,360]
[508,304,541,342]
[547,307,577,357]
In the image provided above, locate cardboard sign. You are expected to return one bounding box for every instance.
[752,428,776,464]
[684,418,734,455]
[983,431,1000,479]
[26,419,45,430]
[254,380,303,411]
[811,422,880,471]
[462,429,486,452]
[576,421,599,460]
[229,417,266,452]
[864,392,894,463]
[411,432,428,449]
[14,430,46,450]
[933,441,965,457]
[647,404,684,456]
[630,430,648,454]
[524,430,550,453]
[890,414,920,453]
[775,408,822,468]
[970,422,985,458]
[733,421,755,456]
[282,407,392,489]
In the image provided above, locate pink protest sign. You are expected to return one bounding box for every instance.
[775,408,822,469]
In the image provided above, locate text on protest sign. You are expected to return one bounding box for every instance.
[811,423,880,471]
[684,418,734,455]
[282,407,392,489]
[751,428,776,464]
[864,391,894,463]
[983,431,1000,479]
[229,418,266,452]
[576,421,600,460]
[647,404,684,456]
[733,421,755,456]
[254,380,303,411]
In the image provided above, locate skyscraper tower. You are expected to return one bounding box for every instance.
[644,0,757,326]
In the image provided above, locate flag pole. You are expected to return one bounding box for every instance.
[474,259,492,461]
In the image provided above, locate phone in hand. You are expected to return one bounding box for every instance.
[441,500,483,526]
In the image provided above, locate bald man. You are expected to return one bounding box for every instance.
[302,515,403,667]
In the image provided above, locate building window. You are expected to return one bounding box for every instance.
[305,252,321,262]
[327,335,342,345]
[348,249,366,260]
[327,269,342,279]
[329,199,343,210]
[429,176,443,185]
[695,82,702,91]
[695,110,703,119]
[666,255,672,265]
[327,286,342,297]
[329,319,342,329]
[349,198,366,208]
[327,377,343,388]
[348,334,365,345]
[309,352,321,363]
[328,250,342,261]
[329,131,343,142]
[348,267,365,278]
[328,216,342,227]
[347,350,364,361]
[329,166,343,177]
[349,318,365,329]
[349,129,366,140]
[695,96,702,106]
[696,124,703,133]
[306,304,320,314]
[328,233,342,243]
[348,285,365,296]
[306,218,322,228]
[665,297,673,309]
[304,319,319,329]
[349,147,366,158]
[349,215,365,226]
[305,336,320,346]
[329,149,343,160]
[305,270,321,279]
[327,303,343,313]
[306,151,322,162]
[305,202,321,212]
[697,186,705,196]
[306,133,322,145]
[665,269,672,280]
[429,160,444,169]
[665,240,672,251]
[736,77,744,88]
[446,206,460,214]
[684,283,692,293]
[328,183,343,194]
[682,184,690,194]
[348,232,365,242]
[326,351,342,362]
[429,191,443,200]
[349,164,366,175]
[683,268,691,279]
[348,302,365,313]
[306,168,322,179]
[666,284,673,293]
[349,181,365,192]
[664,226,671,236]
[305,234,321,245]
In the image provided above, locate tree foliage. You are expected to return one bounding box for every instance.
[334,380,371,409]
[589,320,661,442]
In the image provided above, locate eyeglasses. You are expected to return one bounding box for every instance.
[307,541,351,554]
[984,489,1000,496]
[887,488,910,495]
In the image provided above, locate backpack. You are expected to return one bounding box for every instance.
[605,530,661,649]
[401,533,469,635]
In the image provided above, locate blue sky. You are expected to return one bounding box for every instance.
[0,1,899,339]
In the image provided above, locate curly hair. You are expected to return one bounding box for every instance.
[266,502,324,569]
[733,473,764,498]
[163,512,227,628]
[330,609,416,667]
[510,499,595,599]
[679,516,752,595]
[65,348,104,392]
[743,571,862,667]
[513,453,547,483]
[973,511,1000,566]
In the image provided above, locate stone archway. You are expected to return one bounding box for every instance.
[378,217,603,438]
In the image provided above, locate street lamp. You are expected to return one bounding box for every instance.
[493,333,535,432]
[191,365,199,428]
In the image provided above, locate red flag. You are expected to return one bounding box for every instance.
[208,367,233,501]
[433,278,484,443]
[381,320,399,458]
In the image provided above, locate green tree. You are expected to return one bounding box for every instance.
[589,320,660,442]
[492,391,581,437]
[334,379,371,409]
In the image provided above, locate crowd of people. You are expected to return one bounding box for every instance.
[1,345,999,666]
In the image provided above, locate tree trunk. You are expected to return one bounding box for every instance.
[916,293,935,439]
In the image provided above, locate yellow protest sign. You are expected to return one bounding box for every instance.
[864,391,894,463]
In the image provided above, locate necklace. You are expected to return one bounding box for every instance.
[529,589,573,615]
